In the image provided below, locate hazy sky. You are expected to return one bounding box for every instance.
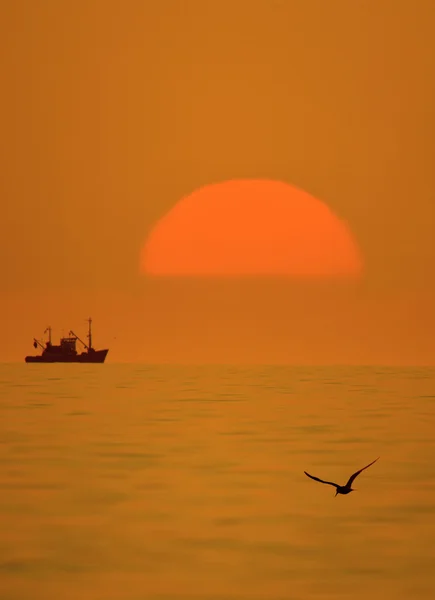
[1,1,434,363]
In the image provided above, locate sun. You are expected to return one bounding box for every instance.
[140,179,363,278]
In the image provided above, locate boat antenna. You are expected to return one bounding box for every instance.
[88,317,93,350]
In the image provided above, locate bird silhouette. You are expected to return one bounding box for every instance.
[304,457,379,496]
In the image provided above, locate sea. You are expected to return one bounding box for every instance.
[1,364,435,600]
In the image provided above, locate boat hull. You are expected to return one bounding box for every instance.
[25,349,109,363]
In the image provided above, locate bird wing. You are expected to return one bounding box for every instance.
[304,471,339,488]
[346,457,379,487]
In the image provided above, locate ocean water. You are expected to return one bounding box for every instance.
[1,364,435,600]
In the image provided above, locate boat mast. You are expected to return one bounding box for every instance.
[88,317,93,350]
[44,326,52,344]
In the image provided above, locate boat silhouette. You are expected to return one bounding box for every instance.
[25,318,108,363]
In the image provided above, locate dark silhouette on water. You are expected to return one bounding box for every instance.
[304,457,379,496]
[25,318,109,363]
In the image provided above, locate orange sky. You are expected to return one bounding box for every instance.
[1,0,434,364]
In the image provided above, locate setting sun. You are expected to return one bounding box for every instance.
[141,179,363,278]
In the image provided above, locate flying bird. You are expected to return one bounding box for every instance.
[304,457,379,496]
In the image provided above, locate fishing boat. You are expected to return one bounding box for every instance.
[25,318,109,363]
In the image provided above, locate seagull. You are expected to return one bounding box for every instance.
[304,457,379,496]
